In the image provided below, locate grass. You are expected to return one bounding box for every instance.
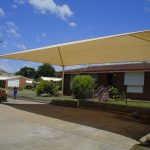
[103,99,150,108]
[7,89,76,102]
[7,89,150,108]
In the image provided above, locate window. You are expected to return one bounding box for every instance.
[124,72,144,85]
[124,72,144,93]
[127,85,143,93]
[8,80,19,87]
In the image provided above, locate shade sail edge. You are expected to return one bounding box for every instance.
[0,29,150,57]
[0,30,150,66]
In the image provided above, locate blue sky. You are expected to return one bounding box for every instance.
[0,0,150,73]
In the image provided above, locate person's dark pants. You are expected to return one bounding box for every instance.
[14,92,17,99]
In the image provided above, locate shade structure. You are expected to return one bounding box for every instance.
[0,30,150,66]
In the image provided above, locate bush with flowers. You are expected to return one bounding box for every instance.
[0,88,7,102]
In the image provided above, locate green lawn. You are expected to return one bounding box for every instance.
[103,99,150,108]
[7,89,150,108]
[7,89,75,102]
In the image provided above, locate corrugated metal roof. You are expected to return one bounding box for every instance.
[41,76,62,81]
[0,75,33,81]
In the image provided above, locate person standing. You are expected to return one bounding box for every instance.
[13,87,17,99]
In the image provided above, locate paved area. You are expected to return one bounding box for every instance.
[5,99,150,140]
[4,98,45,104]
[0,100,140,150]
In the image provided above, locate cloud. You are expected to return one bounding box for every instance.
[13,0,76,26]
[28,0,73,20]
[145,7,150,12]
[41,32,47,38]
[22,62,41,69]
[145,0,150,3]
[0,8,5,17]
[1,41,8,48]
[0,60,14,73]
[145,0,150,12]
[68,22,76,27]
[12,5,18,9]
[6,22,20,38]
[36,32,47,41]
[16,44,26,50]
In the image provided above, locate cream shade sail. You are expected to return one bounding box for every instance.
[0,30,150,66]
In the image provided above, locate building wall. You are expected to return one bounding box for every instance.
[97,73,108,87]
[19,77,27,89]
[64,72,150,100]
[0,80,7,88]
[64,74,72,96]
[112,72,126,92]
[8,77,27,89]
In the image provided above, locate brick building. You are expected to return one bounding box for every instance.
[63,63,150,100]
[0,75,33,89]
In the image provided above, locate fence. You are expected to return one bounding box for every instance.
[84,86,111,101]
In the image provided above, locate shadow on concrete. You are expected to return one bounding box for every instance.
[5,103,150,141]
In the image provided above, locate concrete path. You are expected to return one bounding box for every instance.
[4,98,44,104]
[0,101,139,150]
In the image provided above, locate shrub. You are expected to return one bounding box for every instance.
[72,75,96,99]
[108,86,121,99]
[0,88,7,102]
[36,81,58,96]
[25,85,33,90]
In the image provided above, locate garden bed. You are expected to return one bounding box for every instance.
[78,100,150,115]
[51,99,77,107]
[50,99,150,119]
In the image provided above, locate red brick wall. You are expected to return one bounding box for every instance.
[98,73,108,87]
[112,72,126,92]
[19,77,26,89]
[98,72,150,101]
[64,74,72,95]
[144,72,150,100]
[0,80,7,88]
[5,80,8,88]
[64,72,150,100]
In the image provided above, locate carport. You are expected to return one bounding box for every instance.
[0,30,150,95]
[0,30,150,149]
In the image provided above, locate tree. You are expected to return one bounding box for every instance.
[0,88,7,102]
[36,64,55,78]
[15,66,36,79]
[72,75,96,99]
[36,81,58,96]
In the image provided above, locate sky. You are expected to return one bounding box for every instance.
[0,0,150,73]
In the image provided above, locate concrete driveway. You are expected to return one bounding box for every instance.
[0,99,140,150]
[5,99,150,140]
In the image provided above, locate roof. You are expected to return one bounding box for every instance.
[0,30,150,66]
[0,75,33,81]
[0,76,12,80]
[41,76,62,82]
[64,63,150,74]
[26,80,33,84]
